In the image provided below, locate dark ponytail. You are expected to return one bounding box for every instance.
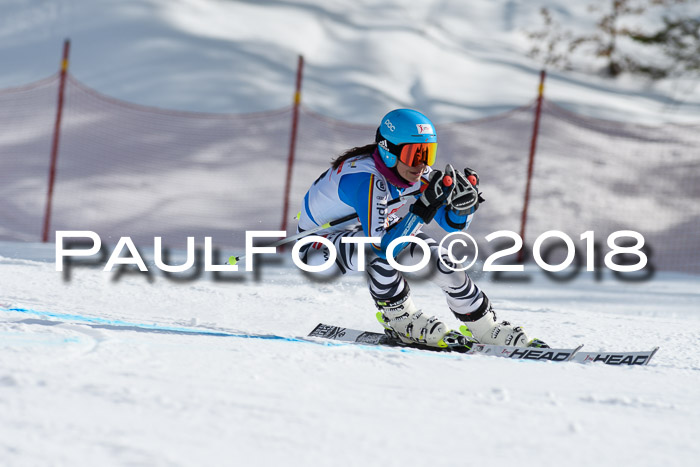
[331,143,377,170]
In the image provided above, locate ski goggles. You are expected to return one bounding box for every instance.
[397,142,437,167]
[376,129,437,167]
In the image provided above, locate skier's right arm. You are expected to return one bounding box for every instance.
[338,173,421,259]
[377,169,457,254]
[337,171,450,259]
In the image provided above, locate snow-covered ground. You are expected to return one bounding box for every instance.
[1,0,699,123]
[1,242,699,466]
[2,0,699,465]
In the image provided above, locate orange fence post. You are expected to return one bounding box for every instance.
[280,55,305,235]
[518,69,546,263]
[42,38,70,242]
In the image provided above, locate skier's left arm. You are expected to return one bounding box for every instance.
[434,206,473,232]
[435,167,483,232]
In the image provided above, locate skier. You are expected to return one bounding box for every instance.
[296,109,547,350]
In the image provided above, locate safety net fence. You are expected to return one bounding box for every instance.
[1,74,698,273]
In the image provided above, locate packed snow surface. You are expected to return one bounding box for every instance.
[1,242,699,466]
[2,0,699,465]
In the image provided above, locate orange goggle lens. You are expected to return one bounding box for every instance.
[398,143,437,167]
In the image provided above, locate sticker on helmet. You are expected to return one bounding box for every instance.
[416,124,433,134]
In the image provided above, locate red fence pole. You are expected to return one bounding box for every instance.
[518,69,546,262]
[280,55,305,234]
[42,39,70,243]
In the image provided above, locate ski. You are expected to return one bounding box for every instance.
[308,323,659,365]
[1,308,660,365]
[571,348,659,365]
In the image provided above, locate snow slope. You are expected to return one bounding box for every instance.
[1,1,699,465]
[1,0,699,123]
[1,242,699,466]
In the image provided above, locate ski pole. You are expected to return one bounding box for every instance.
[228,188,423,265]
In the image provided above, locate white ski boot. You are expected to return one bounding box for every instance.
[459,296,549,348]
[375,290,472,349]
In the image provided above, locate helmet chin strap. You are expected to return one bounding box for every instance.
[392,165,412,185]
[371,149,411,189]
